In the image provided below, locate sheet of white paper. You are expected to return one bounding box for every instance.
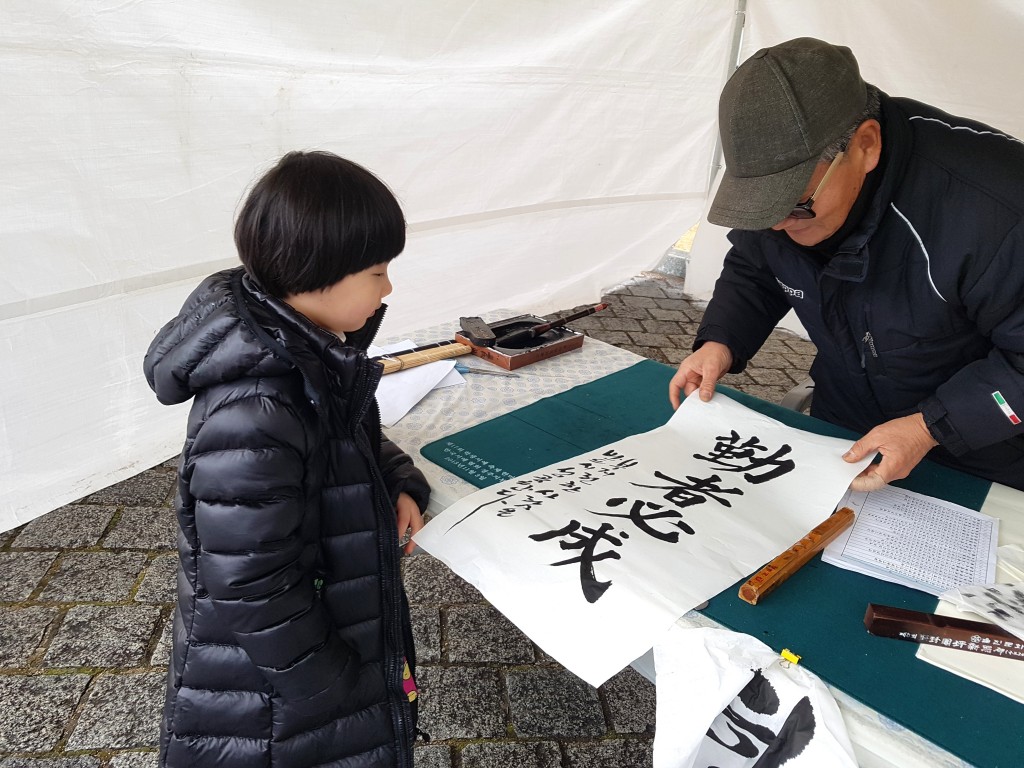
[997,545,1024,581]
[823,487,999,597]
[917,601,1024,705]
[937,582,1024,642]
[415,391,870,686]
[434,368,466,388]
[653,626,857,768]
[369,341,463,427]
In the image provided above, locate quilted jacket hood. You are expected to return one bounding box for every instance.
[144,267,384,412]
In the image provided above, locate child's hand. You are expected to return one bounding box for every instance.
[396,492,424,555]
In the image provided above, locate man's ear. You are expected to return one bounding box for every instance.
[853,119,882,174]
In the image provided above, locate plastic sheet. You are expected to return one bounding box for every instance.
[0,0,733,530]
[6,1,1022,531]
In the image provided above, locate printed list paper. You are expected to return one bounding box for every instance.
[823,487,999,596]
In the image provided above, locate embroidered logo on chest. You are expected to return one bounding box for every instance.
[775,278,804,299]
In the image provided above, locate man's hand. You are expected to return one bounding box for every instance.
[843,413,939,491]
[669,342,734,409]
[395,491,424,555]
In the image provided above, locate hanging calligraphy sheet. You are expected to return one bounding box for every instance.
[414,391,872,686]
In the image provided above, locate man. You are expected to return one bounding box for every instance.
[670,37,1024,491]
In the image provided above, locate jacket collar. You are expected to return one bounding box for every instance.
[234,270,385,416]
[818,92,913,283]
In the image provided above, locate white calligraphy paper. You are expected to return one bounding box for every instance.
[653,626,857,768]
[414,391,871,685]
[916,600,1024,705]
[937,582,1024,641]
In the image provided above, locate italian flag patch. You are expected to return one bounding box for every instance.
[992,391,1021,425]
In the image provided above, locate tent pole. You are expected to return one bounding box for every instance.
[706,0,747,196]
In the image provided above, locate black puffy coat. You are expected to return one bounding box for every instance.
[144,267,430,767]
[696,94,1024,489]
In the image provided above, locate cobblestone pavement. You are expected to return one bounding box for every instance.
[0,272,816,768]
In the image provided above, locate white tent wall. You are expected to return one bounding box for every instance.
[0,1,736,531]
[686,0,1024,341]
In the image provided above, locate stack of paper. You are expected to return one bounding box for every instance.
[917,546,1024,704]
[917,601,1024,704]
[822,487,999,597]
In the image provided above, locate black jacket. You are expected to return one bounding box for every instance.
[144,268,430,767]
[696,94,1024,489]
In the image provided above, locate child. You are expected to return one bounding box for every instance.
[144,151,430,767]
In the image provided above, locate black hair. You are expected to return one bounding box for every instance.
[820,84,883,161]
[234,150,405,297]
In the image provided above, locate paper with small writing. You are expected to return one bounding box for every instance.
[823,487,999,597]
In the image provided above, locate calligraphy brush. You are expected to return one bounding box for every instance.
[495,303,609,347]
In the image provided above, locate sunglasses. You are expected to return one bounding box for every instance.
[788,151,844,220]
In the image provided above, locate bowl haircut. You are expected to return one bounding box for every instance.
[235,150,406,297]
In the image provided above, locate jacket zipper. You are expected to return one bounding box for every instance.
[354,358,413,767]
[861,331,878,369]
[348,303,388,352]
[360,314,413,763]
[328,302,411,763]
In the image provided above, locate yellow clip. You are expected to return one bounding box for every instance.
[781,648,801,665]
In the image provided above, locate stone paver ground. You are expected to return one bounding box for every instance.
[0,272,815,767]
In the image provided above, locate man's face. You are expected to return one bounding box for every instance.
[769,120,881,247]
[770,153,861,246]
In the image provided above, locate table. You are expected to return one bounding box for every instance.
[383,320,1023,768]
[382,311,643,517]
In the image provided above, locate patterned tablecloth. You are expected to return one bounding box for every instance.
[383,313,1015,768]
[381,310,643,516]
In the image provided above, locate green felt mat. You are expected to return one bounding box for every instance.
[421,359,1021,768]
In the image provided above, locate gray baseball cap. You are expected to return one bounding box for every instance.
[708,37,868,230]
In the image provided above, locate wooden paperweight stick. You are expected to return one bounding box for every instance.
[738,506,856,605]
[864,603,1024,661]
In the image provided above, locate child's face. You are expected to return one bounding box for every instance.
[284,262,393,336]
